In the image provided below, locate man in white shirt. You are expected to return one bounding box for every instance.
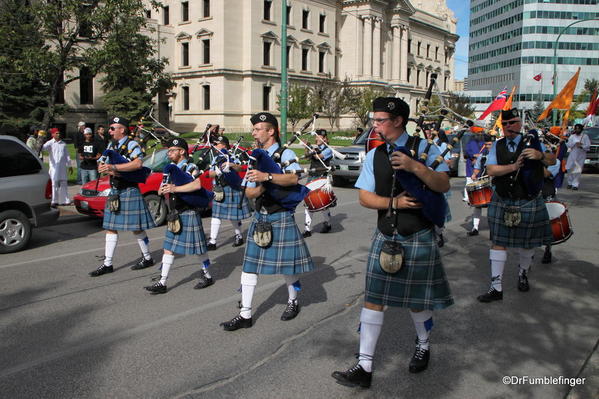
[42,129,72,207]
[565,124,591,190]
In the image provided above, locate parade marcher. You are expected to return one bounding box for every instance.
[42,129,73,207]
[78,127,101,184]
[144,137,213,294]
[332,98,453,388]
[206,135,251,250]
[565,124,590,191]
[463,132,485,202]
[220,112,314,331]
[467,135,494,236]
[90,116,156,277]
[540,159,561,264]
[303,129,334,237]
[74,121,86,184]
[477,109,555,302]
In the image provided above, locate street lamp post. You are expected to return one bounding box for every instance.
[552,17,599,126]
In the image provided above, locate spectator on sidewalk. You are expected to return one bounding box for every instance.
[78,127,101,184]
[42,129,73,207]
[74,121,86,184]
[95,124,109,151]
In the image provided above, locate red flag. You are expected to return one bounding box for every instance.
[589,97,599,117]
[533,74,542,81]
[587,89,598,116]
[478,88,508,120]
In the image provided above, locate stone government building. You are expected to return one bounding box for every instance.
[58,0,458,134]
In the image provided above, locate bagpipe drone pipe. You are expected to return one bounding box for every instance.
[163,163,214,208]
[213,146,244,190]
[99,149,152,184]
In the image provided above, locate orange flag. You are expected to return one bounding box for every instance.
[538,68,581,121]
[560,109,570,134]
[490,86,517,136]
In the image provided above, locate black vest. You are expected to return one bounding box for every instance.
[492,137,544,199]
[255,146,295,214]
[373,137,432,236]
[309,145,331,176]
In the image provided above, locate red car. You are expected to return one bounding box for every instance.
[74,145,247,225]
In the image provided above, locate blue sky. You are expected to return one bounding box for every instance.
[446,0,469,80]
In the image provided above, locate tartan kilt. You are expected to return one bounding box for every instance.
[242,211,314,275]
[488,192,552,249]
[212,186,251,221]
[163,209,208,255]
[365,228,454,310]
[102,187,155,231]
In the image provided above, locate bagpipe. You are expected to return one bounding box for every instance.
[162,163,213,208]
[98,149,152,184]
[211,145,244,190]
[508,129,545,198]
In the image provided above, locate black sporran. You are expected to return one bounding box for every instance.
[504,206,521,227]
[253,221,273,248]
[213,184,225,203]
[379,240,405,274]
[166,210,182,234]
[108,194,120,213]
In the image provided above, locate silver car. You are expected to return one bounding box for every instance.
[0,135,59,253]
[330,131,369,186]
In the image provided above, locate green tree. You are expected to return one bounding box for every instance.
[347,86,391,127]
[310,76,352,130]
[0,0,50,138]
[278,84,314,130]
[444,92,476,119]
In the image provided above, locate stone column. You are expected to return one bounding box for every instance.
[392,25,400,81]
[363,17,372,77]
[356,16,363,76]
[373,18,381,78]
[400,25,408,83]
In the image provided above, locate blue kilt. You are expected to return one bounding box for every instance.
[212,186,251,221]
[103,187,155,231]
[488,192,552,249]
[163,209,208,255]
[243,211,314,275]
[365,228,453,310]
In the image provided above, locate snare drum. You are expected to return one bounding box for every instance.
[304,178,337,212]
[545,201,573,245]
[466,177,493,207]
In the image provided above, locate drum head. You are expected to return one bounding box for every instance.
[545,201,566,220]
[306,178,328,191]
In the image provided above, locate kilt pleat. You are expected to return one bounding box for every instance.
[488,192,552,248]
[163,209,208,255]
[103,187,155,231]
[212,186,251,220]
[242,211,314,275]
[365,228,453,310]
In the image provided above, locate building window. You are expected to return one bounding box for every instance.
[444,76,448,91]
[286,45,292,69]
[203,0,210,18]
[435,46,439,61]
[319,14,326,33]
[181,1,189,22]
[318,50,325,73]
[263,41,272,66]
[263,86,271,111]
[416,70,421,86]
[79,67,93,105]
[145,9,151,19]
[417,41,421,56]
[407,68,411,83]
[408,39,412,54]
[286,5,291,26]
[202,39,210,64]
[426,44,430,58]
[302,48,309,71]
[182,42,189,66]
[163,6,169,25]
[264,0,271,21]
[182,86,190,110]
[302,9,309,29]
[203,85,210,110]
[426,71,430,85]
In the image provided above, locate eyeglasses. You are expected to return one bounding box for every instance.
[501,120,520,126]
[167,148,184,153]
[372,118,392,124]
[109,126,124,131]
[252,127,268,133]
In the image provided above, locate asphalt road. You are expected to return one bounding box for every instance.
[1,175,598,399]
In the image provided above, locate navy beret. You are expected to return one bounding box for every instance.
[250,112,278,128]
[109,116,130,128]
[372,97,410,120]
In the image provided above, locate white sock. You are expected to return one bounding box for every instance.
[230,220,242,236]
[240,272,257,319]
[104,233,118,266]
[160,254,175,285]
[518,248,535,274]
[472,207,482,230]
[304,208,312,232]
[490,249,507,291]
[209,218,221,243]
[323,210,331,224]
[284,274,300,302]
[133,231,151,260]
[198,254,211,278]
[410,310,433,350]
[358,308,384,373]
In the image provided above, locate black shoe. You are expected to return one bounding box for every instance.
[221,314,252,331]
[437,234,445,248]
[320,223,332,234]
[131,256,154,270]
[233,235,244,247]
[542,249,552,264]
[302,230,312,238]
[89,264,113,277]
[572,186,578,191]
[145,281,167,294]
[51,203,58,208]
[281,299,300,321]
[518,270,530,292]
[477,288,503,303]
[207,242,217,251]
[194,270,214,289]
[567,185,572,190]
[332,363,372,388]
[409,343,430,374]
[467,229,479,236]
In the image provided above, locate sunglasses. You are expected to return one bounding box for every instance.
[501,120,520,126]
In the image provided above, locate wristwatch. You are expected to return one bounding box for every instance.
[267,173,273,181]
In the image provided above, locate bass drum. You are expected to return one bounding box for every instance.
[304,178,337,212]
[365,127,384,153]
[545,201,573,245]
